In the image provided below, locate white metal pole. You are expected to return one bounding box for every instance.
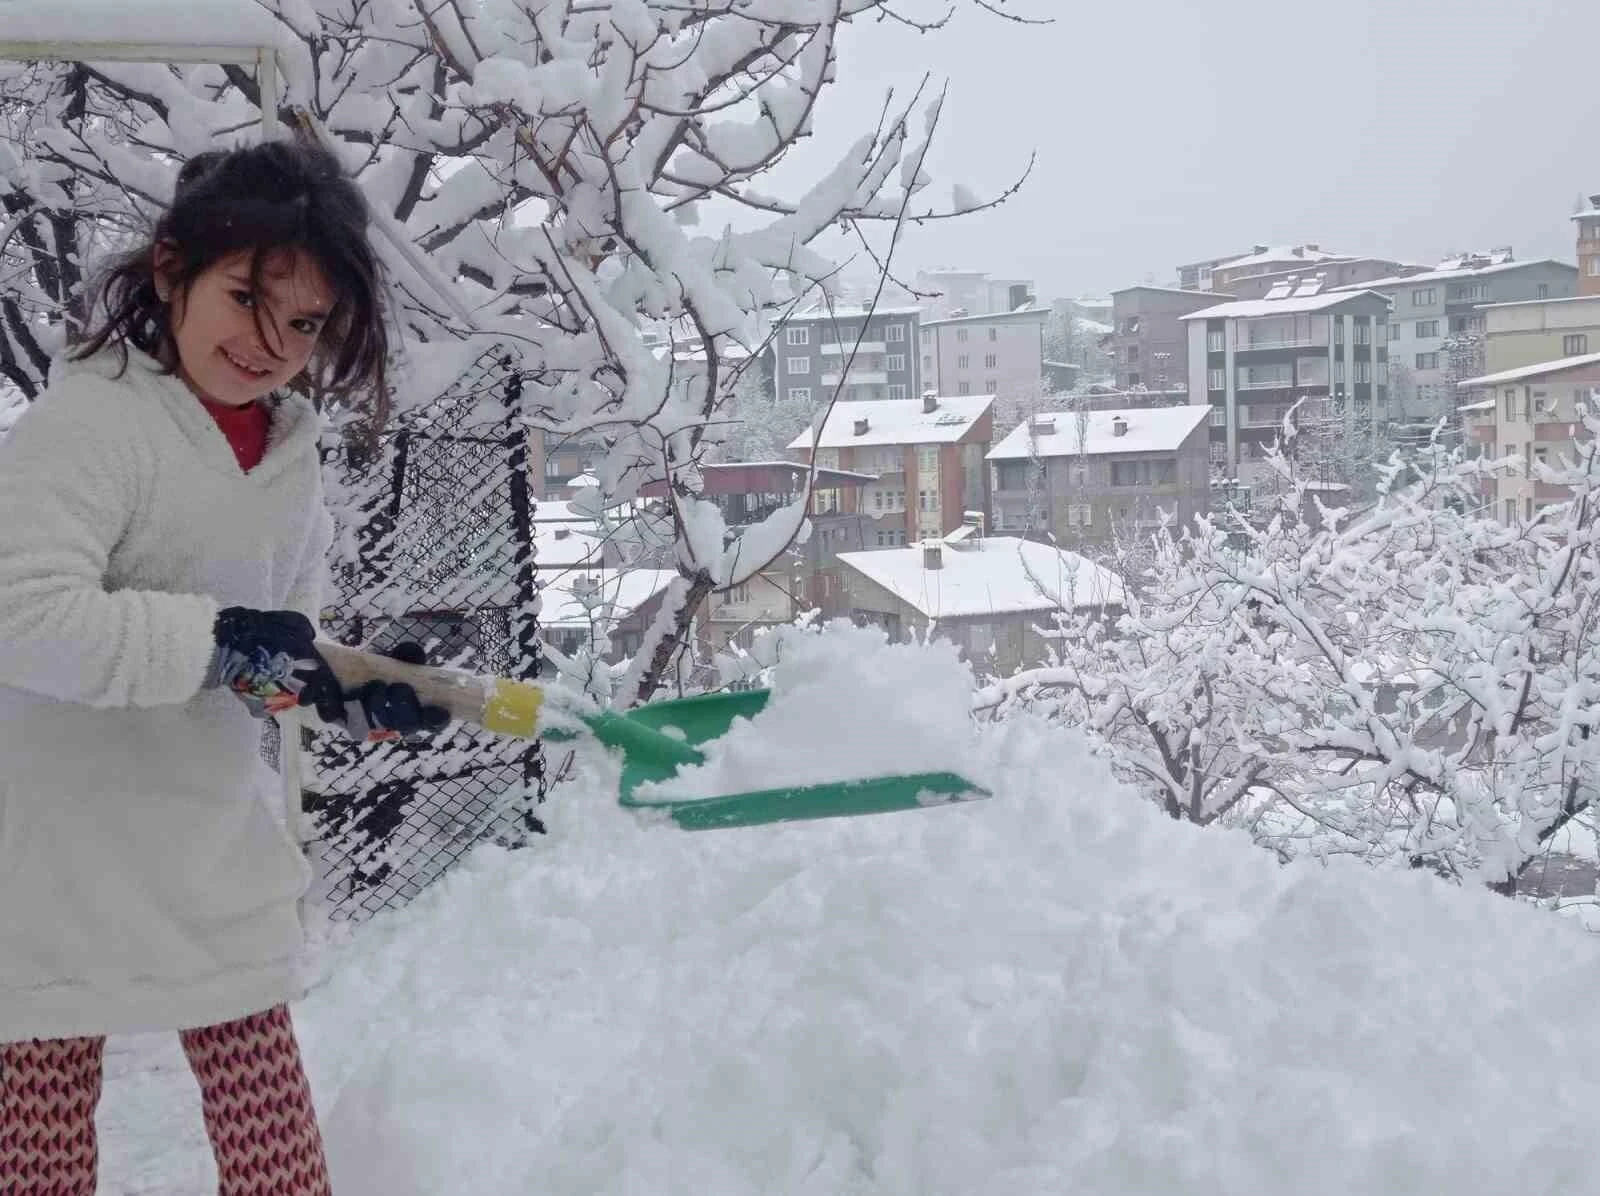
[258,47,280,138]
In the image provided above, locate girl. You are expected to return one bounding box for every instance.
[0,139,445,1193]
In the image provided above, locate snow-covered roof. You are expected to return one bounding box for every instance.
[538,568,677,630]
[788,302,923,321]
[1458,398,1497,413]
[987,405,1210,460]
[1215,245,1346,271]
[787,395,993,450]
[1332,258,1572,291]
[1110,284,1236,300]
[838,537,1125,619]
[0,0,281,53]
[1076,318,1114,336]
[922,306,1049,328]
[534,523,605,569]
[1479,293,1600,311]
[1181,290,1390,320]
[1456,352,1600,389]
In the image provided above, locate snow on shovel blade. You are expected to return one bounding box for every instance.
[621,771,991,831]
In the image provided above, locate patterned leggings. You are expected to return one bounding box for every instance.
[0,1003,330,1195]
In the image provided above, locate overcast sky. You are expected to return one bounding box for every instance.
[777,0,1600,300]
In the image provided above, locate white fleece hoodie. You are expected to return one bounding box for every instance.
[0,346,333,1040]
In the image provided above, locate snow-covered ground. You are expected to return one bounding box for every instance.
[99,629,1600,1194]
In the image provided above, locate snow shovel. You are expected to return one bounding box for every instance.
[315,642,990,830]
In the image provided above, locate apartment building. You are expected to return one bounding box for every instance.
[771,303,922,405]
[913,268,1035,318]
[1578,195,1600,296]
[1335,253,1577,414]
[1481,295,1600,374]
[837,534,1124,672]
[1177,245,1347,293]
[1182,281,1392,482]
[1216,257,1422,302]
[1110,286,1228,391]
[787,393,994,545]
[1455,353,1600,524]
[636,461,876,627]
[986,405,1211,543]
[920,306,1048,400]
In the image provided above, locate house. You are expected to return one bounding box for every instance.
[636,461,877,635]
[836,534,1125,673]
[770,302,922,405]
[1481,294,1600,375]
[787,392,995,545]
[919,305,1048,400]
[1454,353,1600,525]
[1333,252,1578,416]
[1110,286,1231,392]
[1577,195,1600,295]
[537,567,679,662]
[1215,257,1426,302]
[986,405,1211,543]
[1177,245,1348,293]
[1182,280,1392,483]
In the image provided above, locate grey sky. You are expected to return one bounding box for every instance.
[784,0,1600,300]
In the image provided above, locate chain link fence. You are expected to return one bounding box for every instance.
[295,360,548,922]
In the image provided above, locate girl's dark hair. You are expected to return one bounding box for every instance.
[73,138,388,409]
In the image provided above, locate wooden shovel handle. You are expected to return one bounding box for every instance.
[313,640,494,724]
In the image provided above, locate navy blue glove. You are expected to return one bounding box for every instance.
[206,607,329,717]
[296,641,451,744]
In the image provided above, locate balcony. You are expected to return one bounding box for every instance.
[1237,374,1295,391]
[820,341,887,356]
[821,370,890,387]
[1240,334,1328,351]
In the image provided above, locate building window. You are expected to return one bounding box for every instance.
[1415,352,1439,371]
[1110,460,1178,487]
[922,354,932,373]
[785,326,809,345]
[1209,405,1226,426]
[985,379,997,393]
[958,382,971,394]
[1335,361,1346,383]
[1207,368,1225,391]
[956,328,969,343]
[886,324,907,342]
[1127,345,1141,363]
[920,328,931,344]
[984,354,997,368]
[1068,504,1093,527]
[1563,334,1589,356]
[788,387,812,402]
[887,384,907,400]
[917,446,939,472]
[1503,388,1518,420]
[1412,288,1437,306]
[1538,284,1550,299]
[1504,498,1516,524]
[957,354,969,369]
[1415,320,1439,339]
[786,356,811,374]
[1388,323,1402,341]
[1589,259,1600,276]
[988,327,998,341]
[1207,329,1225,353]
[1126,373,1140,387]
[1210,442,1227,465]
[1355,322,1371,345]
[1334,321,1344,344]
[887,354,906,372]
[1355,360,1371,383]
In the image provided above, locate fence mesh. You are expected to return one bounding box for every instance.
[297,360,547,922]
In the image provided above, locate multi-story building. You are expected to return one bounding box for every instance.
[1335,253,1578,415]
[770,303,922,405]
[837,533,1124,672]
[637,461,876,630]
[1178,245,1347,293]
[1182,280,1392,482]
[1110,286,1229,392]
[919,306,1048,400]
[787,393,994,545]
[913,269,1035,318]
[985,405,1210,543]
[1216,257,1423,302]
[1481,295,1600,374]
[1455,353,1600,524]
[1577,196,1600,296]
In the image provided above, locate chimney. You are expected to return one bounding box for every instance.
[1030,414,1055,433]
[553,527,571,540]
[853,417,870,437]
[1590,194,1600,208]
[923,540,943,570]
[1253,244,1268,254]
[1112,416,1128,437]
[922,393,938,413]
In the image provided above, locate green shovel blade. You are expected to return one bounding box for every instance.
[550,688,990,830]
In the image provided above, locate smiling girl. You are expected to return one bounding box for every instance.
[0,140,445,1194]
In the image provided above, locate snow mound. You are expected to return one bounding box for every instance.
[283,633,1600,1196]
[637,622,979,799]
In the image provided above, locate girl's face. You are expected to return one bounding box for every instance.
[156,246,335,407]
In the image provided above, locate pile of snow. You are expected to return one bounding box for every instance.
[100,630,1600,1195]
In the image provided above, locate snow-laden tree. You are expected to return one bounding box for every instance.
[0,0,1038,702]
[999,436,1600,896]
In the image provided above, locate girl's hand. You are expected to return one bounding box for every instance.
[295,641,451,743]
[206,607,327,716]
